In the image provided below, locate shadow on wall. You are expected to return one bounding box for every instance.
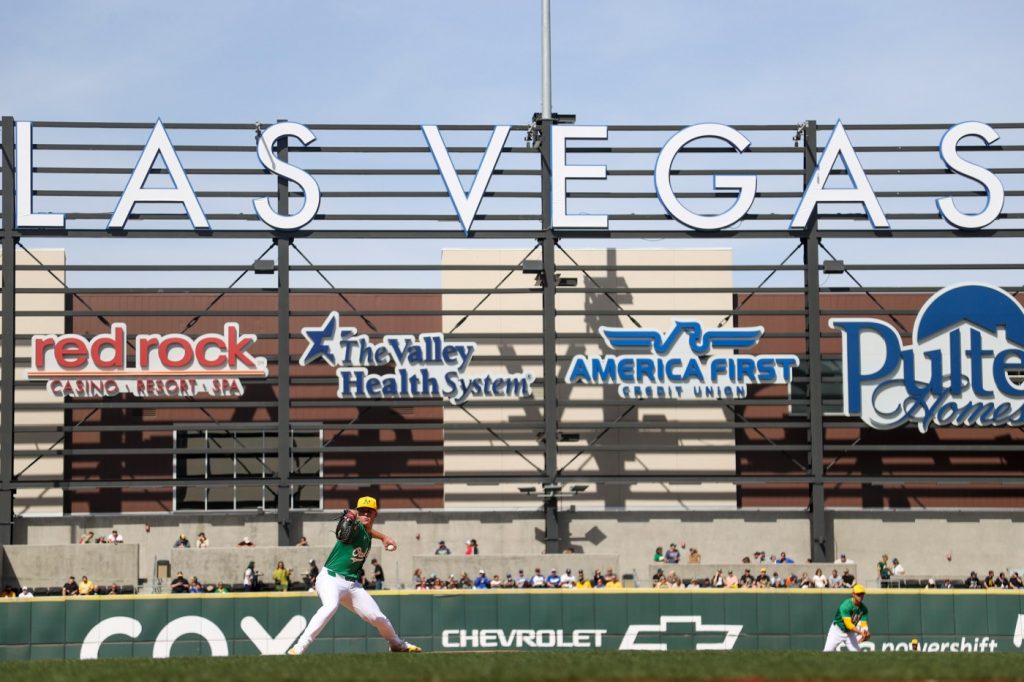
[321,404,443,510]
[447,248,733,517]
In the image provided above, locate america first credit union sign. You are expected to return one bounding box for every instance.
[11,120,1011,233]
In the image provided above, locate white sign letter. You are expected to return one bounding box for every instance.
[240,615,307,655]
[791,121,888,229]
[552,125,608,229]
[424,125,510,235]
[937,121,1004,229]
[152,616,229,658]
[80,617,142,659]
[254,122,322,231]
[16,122,65,228]
[655,123,755,230]
[109,120,208,229]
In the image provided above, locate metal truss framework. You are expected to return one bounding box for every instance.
[3,117,1024,555]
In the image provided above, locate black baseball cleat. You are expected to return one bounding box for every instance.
[390,642,422,652]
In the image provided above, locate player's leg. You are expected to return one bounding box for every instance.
[845,630,861,652]
[342,584,418,651]
[290,572,342,654]
[822,624,847,652]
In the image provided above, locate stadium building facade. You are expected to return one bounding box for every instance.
[3,117,1024,587]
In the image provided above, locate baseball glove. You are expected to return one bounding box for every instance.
[857,630,871,643]
[335,509,358,544]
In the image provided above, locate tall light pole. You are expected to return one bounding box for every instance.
[541,0,552,119]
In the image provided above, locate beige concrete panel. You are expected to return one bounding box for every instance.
[442,247,737,510]
[168,546,339,586]
[12,491,63,516]
[603,516,809,568]
[833,517,1024,583]
[13,388,63,424]
[1,544,139,589]
[2,249,66,516]
[13,450,62,476]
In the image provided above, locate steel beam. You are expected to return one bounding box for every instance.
[1,116,15,543]
[539,116,561,553]
[275,126,293,545]
[799,121,829,561]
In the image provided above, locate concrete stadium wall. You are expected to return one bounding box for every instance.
[11,511,1024,589]
[10,512,809,589]
[13,514,287,585]
[2,544,138,589]
[832,516,1024,580]
[167,547,338,587]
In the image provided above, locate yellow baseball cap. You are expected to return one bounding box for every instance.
[356,496,378,510]
[852,584,866,594]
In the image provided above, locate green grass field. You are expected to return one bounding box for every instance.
[2,651,1024,682]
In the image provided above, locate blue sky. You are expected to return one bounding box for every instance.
[5,1,1023,289]
[6,1,1022,124]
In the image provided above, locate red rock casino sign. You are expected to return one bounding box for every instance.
[27,323,268,398]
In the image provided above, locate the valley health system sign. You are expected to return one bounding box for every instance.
[299,312,534,405]
[832,283,1024,432]
[565,321,799,399]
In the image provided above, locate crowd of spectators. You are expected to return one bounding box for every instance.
[653,542,689,563]
[0,575,131,597]
[409,567,626,590]
[654,544,818,567]
[926,571,1024,589]
[77,529,125,544]
[650,565,859,589]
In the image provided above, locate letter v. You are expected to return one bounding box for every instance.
[240,615,307,655]
[423,125,511,235]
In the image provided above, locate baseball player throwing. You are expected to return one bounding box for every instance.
[288,496,422,654]
[823,583,870,652]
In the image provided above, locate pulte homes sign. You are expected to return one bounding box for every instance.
[12,120,1010,233]
[834,283,1024,432]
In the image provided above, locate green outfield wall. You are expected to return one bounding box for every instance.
[1,590,1023,660]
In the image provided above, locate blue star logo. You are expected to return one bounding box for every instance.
[300,312,340,366]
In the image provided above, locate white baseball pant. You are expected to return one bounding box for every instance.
[823,623,861,652]
[292,569,404,653]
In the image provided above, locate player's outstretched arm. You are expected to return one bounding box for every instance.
[370,528,398,551]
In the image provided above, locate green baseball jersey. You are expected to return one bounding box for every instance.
[832,597,868,631]
[324,519,372,580]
